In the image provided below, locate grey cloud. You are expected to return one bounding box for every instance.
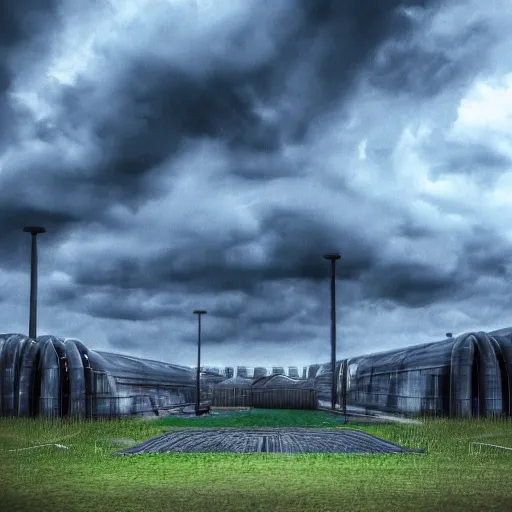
[0,0,61,81]
[365,225,512,308]
[40,0,434,198]
[0,209,77,270]
[82,291,171,322]
[69,207,374,295]
[257,209,375,282]
[0,0,62,150]
[424,139,512,183]
[368,9,494,97]
[105,334,145,351]
[397,219,437,240]
[460,227,512,278]
[1,0,435,246]
[366,262,459,307]
[210,292,248,320]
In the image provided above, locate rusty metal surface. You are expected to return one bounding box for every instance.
[113,428,424,455]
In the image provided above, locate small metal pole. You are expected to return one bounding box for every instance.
[323,253,341,413]
[23,226,46,339]
[193,310,207,415]
[342,359,348,424]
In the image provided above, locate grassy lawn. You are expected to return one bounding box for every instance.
[1,409,511,512]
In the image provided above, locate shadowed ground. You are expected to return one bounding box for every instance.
[113,427,425,455]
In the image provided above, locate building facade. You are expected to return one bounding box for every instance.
[1,328,511,418]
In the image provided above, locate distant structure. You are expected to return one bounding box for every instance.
[212,374,316,409]
[251,375,316,409]
[253,367,268,379]
[287,366,299,379]
[212,376,252,407]
[236,366,249,378]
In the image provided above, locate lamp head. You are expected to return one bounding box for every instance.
[23,226,46,234]
[323,253,341,260]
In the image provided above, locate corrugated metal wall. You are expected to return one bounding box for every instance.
[212,386,317,409]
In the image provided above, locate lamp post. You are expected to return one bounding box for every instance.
[23,226,46,339]
[193,310,207,416]
[323,253,341,412]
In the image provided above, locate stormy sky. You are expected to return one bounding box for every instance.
[1,0,512,369]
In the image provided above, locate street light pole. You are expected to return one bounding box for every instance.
[323,253,341,412]
[23,226,46,339]
[193,310,207,416]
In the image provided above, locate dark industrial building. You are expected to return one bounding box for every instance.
[211,374,317,409]
[251,374,317,410]
[1,327,511,418]
[315,328,512,418]
[211,376,253,407]
[0,333,195,418]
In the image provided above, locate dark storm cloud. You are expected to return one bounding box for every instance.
[371,48,460,97]
[209,292,247,320]
[257,209,375,282]
[70,207,375,300]
[104,334,141,351]
[449,144,511,173]
[180,323,240,346]
[46,278,80,305]
[425,139,512,182]
[292,0,431,103]
[366,225,512,309]
[460,227,512,278]
[2,0,512,366]
[369,29,489,96]
[105,313,243,352]
[40,0,437,204]
[1,0,436,264]
[0,208,77,269]
[82,290,170,322]
[62,66,269,180]
[0,0,62,151]
[367,5,494,97]
[397,219,436,240]
[0,0,60,83]
[229,149,304,181]
[367,262,459,307]
[233,0,437,146]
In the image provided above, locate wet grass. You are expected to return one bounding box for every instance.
[153,407,373,428]
[1,410,511,512]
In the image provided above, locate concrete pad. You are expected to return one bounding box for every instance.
[113,428,425,455]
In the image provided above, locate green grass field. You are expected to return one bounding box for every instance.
[1,409,511,512]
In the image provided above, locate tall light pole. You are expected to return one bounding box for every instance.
[324,252,341,412]
[23,226,46,339]
[193,310,207,416]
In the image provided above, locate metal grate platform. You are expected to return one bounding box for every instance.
[113,428,425,455]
